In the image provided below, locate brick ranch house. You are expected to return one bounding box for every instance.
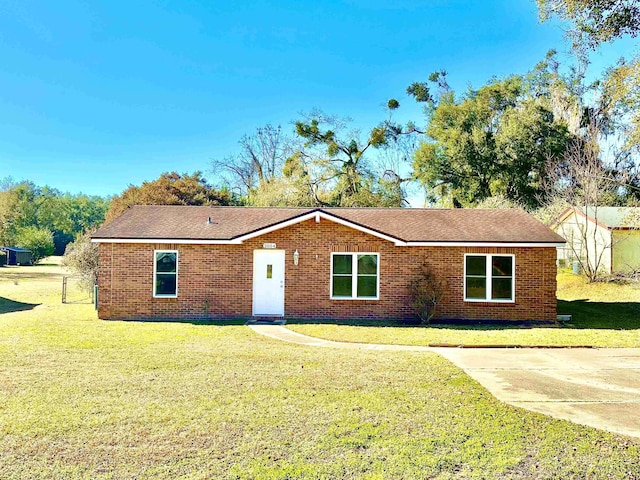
[91,206,565,322]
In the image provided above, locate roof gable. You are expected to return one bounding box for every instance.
[553,206,640,230]
[1,247,32,252]
[233,210,404,244]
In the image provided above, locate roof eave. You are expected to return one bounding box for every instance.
[91,238,243,244]
[404,241,565,247]
[91,238,564,247]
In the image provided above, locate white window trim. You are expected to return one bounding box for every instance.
[153,249,179,298]
[330,252,380,300]
[463,253,515,303]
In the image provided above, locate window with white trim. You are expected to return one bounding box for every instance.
[464,254,514,302]
[154,250,178,297]
[331,253,379,299]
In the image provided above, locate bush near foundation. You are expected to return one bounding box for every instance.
[409,263,447,325]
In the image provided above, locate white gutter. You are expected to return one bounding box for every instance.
[404,242,565,248]
[91,237,563,248]
[91,238,243,245]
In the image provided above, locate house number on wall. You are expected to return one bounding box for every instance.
[263,243,276,249]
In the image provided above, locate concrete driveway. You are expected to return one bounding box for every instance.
[433,347,640,439]
[250,325,640,439]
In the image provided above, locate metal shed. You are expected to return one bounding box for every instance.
[0,247,33,266]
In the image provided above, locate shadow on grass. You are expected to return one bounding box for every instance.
[109,317,248,326]
[0,272,64,280]
[97,300,640,331]
[285,300,640,331]
[558,299,640,330]
[285,317,563,332]
[286,317,412,327]
[0,296,40,314]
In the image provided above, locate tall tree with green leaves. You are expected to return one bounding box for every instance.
[0,185,20,246]
[216,112,416,207]
[15,226,54,263]
[535,0,640,205]
[105,171,236,223]
[601,57,640,166]
[410,70,572,208]
[0,181,109,253]
[290,111,411,207]
[537,0,640,48]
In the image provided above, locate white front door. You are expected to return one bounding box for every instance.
[252,250,285,316]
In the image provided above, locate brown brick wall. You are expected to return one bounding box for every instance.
[97,219,558,322]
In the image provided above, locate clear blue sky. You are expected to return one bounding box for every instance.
[1,0,635,197]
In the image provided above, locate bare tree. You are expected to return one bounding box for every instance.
[211,124,295,201]
[377,130,420,206]
[548,119,618,281]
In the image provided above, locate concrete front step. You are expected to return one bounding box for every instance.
[246,317,287,325]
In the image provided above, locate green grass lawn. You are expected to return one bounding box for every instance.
[288,271,640,348]
[1,265,640,478]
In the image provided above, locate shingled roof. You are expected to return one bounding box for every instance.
[576,207,640,229]
[92,205,565,245]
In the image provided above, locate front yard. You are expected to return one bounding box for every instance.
[288,271,640,347]
[0,264,639,478]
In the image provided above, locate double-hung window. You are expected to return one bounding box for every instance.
[464,254,514,302]
[331,253,379,299]
[154,250,178,297]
